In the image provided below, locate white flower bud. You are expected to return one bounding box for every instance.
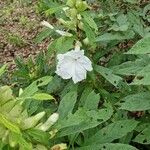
[38,113,59,131]
[21,112,45,130]
[41,21,54,29]
[55,30,73,37]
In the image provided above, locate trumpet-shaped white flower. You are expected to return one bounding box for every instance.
[55,45,93,83]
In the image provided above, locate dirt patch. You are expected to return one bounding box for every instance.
[0,0,49,70]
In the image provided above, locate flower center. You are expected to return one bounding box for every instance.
[74,57,80,61]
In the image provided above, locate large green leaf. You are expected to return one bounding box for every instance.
[34,28,52,44]
[96,32,135,42]
[131,64,150,85]
[82,90,100,110]
[111,57,150,76]
[55,36,74,53]
[126,36,150,54]
[56,105,113,137]
[0,113,21,134]
[58,90,77,119]
[82,11,98,31]
[84,120,138,145]
[83,20,96,43]
[119,92,150,111]
[95,65,122,87]
[12,133,32,150]
[76,143,138,150]
[26,129,49,145]
[20,76,52,98]
[133,125,150,144]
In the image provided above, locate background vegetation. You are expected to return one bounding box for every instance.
[0,0,150,149]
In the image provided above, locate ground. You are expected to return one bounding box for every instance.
[0,0,49,70]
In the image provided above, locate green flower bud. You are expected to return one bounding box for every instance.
[70,8,78,18]
[76,0,88,12]
[9,133,17,147]
[83,37,90,45]
[78,21,84,30]
[21,112,45,130]
[2,130,9,143]
[59,19,76,30]
[66,0,76,7]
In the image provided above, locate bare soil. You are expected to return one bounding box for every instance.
[0,0,49,70]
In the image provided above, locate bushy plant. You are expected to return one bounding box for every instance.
[1,0,150,149]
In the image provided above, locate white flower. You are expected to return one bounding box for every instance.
[55,46,93,83]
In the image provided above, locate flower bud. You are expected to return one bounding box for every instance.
[38,113,59,131]
[78,21,84,30]
[21,112,45,130]
[76,0,88,12]
[41,21,54,29]
[55,30,73,37]
[83,37,89,45]
[70,8,78,19]
[33,144,47,150]
[9,133,17,147]
[66,0,76,7]
[51,143,67,150]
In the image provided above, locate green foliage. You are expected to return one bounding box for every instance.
[1,0,150,150]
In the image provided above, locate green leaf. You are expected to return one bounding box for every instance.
[26,129,49,145]
[0,65,6,77]
[111,57,150,76]
[119,92,150,111]
[32,93,54,101]
[84,120,138,145]
[0,113,21,134]
[45,5,65,15]
[20,76,52,98]
[83,91,100,110]
[12,133,32,150]
[34,28,52,44]
[96,32,135,42]
[95,65,122,87]
[76,143,138,150]
[82,12,98,31]
[83,20,96,43]
[0,86,13,105]
[124,0,138,4]
[126,36,150,54]
[133,125,150,144]
[58,90,77,119]
[56,106,113,137]
[131,64,150,85]
[110,14,129,32]
[55,36,74,53]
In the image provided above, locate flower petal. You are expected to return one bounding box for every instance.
[78,56,93,71]
[72,62,87,83]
